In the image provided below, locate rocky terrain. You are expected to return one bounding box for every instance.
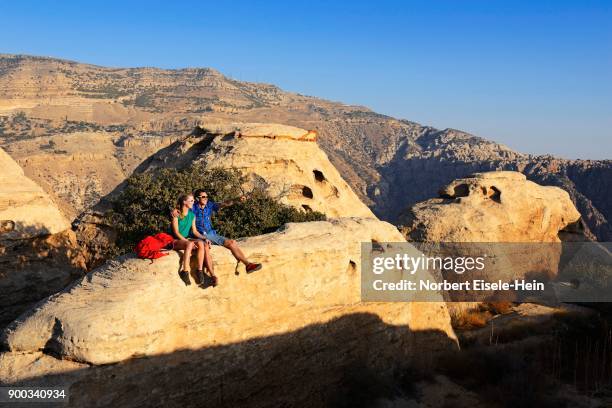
[0,54,609,406]
[0,165,458,406]
[0,54,609,241]
[0,112,608,405]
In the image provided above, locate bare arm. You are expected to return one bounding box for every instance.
[172,217,187,241]
[218,195,247,210]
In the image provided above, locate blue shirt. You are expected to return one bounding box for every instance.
[192,201,220,235]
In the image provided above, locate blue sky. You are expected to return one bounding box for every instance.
[2,0,610,159]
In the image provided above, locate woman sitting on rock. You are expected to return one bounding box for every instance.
[171,193,217,287]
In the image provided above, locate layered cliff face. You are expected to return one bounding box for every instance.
[0,147,86,328]
[0,147,70,238]
[2,131,179,219]
[0,218,457,407]
[1,54,609,241]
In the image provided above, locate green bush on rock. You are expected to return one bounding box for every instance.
[107,164,326,253]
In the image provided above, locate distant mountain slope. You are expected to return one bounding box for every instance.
[1,54,610,240]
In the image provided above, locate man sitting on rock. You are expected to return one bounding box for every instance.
[172,189,262,274]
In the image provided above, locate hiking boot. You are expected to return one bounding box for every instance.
[246,263,262,274]
[198,274,218,289]
[179,270,191,286]
[195,270,206,286]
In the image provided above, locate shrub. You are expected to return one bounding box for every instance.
[107,164,325,253]
[12,111,27,123]
[134,93,155,108]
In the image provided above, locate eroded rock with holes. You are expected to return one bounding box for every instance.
[399,171,581,243]
[146,123,375,218]
[0,218,456,407]
[199,124,373,217]
[398,172,583,302]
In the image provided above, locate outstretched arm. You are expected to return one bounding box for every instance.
[218,195,247,210]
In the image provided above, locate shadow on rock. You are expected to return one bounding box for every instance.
[2,312,457,408]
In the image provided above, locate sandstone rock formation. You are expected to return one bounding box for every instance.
[400,171,581,243]
[0,147,70,239]
[236,122,317,141]
[145,123,375,218]
[0,147,86,328]
[399,171,584,306]
[1,54,609,241]
[0,218,457,407]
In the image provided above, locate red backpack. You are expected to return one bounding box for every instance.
[135,233,174,260]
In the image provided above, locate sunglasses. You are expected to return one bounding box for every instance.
[198,195,208,199]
